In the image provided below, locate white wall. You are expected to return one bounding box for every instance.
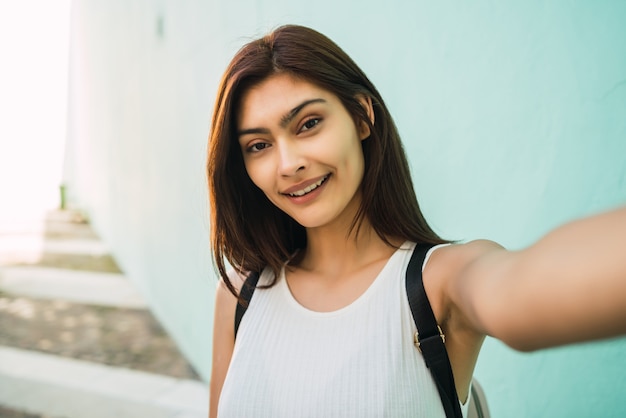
[66,1,626,416]
[0,1,71,225]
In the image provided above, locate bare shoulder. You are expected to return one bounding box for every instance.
[423,240,508,329]
[449,239,505,259]
[429,239,506,279]
[422,240,507,401]
[214,269,246,334]
[210,269,247,417]
[212,269,248,361]
[432,239,525,341]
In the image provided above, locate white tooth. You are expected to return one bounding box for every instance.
[289,175,327,197]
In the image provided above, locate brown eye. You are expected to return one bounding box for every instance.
[248,142,270,153]
[300,118,321,132]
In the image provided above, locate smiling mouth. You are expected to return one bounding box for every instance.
[287,175,330,197]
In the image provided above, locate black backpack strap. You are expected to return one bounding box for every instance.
[406,243,463,418]
[234,271,260,338]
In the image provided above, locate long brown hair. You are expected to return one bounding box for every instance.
[207,25,447,297]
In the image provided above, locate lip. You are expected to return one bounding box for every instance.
[281,174,330,195]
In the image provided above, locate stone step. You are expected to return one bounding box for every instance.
[0,266,146,309]
[0,210,206,417]
[0,346,208,418]
[0,234,109,263]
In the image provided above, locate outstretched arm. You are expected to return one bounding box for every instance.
[449,206,626,351]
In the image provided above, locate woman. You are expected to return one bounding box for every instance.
[207,25,626,417]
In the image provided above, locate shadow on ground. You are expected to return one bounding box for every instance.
[0,210,202,417]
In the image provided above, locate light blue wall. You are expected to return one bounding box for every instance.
[66,1,626,416]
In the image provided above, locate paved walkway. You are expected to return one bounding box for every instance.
[0,210,208,418]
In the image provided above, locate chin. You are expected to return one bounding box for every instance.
[291,213,345,230]
[288,214,326,229]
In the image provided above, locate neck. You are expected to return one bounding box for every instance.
[297,217,401,277]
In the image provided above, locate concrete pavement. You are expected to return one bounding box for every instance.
[0,210,208,418]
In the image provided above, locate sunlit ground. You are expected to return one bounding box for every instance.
[0,206,200,378]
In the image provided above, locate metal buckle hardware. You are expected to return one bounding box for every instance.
[414,325,445,353]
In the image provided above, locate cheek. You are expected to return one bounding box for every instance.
[315,125,362,165]
[345,142,366,188]
[336,130,365,172]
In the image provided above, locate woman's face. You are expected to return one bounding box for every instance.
[237,73,371,231]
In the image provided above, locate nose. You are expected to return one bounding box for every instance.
[277,140,305,176]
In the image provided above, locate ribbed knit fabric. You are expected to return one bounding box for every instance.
[218,242,468,417]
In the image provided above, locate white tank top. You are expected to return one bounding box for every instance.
[218,242,468,417]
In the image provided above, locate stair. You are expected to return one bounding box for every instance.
[0,210,208,418]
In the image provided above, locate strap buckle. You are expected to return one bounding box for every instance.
[414,325,445,353]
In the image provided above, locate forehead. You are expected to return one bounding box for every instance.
[237,74,335,127]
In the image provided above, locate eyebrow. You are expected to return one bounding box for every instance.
[237,98,327,137]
